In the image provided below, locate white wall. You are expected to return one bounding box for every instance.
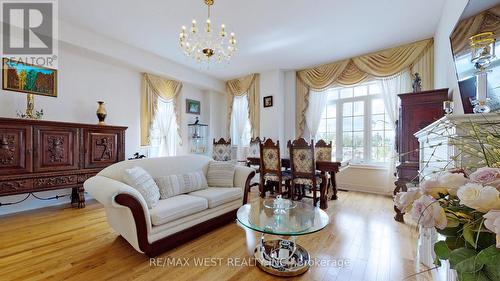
[434,0,469,114]
[260,70,286,149]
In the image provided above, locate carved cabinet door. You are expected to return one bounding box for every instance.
[33,126,80,172]
[0,125,33,175]
[84,129,124,169]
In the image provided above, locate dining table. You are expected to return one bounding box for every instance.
[246,157,341,209]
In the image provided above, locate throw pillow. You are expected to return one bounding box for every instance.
[155,171,208,199]
[206,161,235,187]
[122,166,160,209]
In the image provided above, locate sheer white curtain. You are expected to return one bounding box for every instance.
[305,90,328,139]
[379,71,411,190]
[231,95,251,159]
[150,98,178,157]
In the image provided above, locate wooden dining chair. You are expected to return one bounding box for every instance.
[212,138,232,161]
[246,137,264,188]
[288,138,325,207]
[259,139,291,198]
[315,139,333,200]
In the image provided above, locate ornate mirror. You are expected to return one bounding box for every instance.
[450,0,500,113]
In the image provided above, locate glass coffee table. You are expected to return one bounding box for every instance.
[236,198,330,277]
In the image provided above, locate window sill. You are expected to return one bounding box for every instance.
[347,163,389,170]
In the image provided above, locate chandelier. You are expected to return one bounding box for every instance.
[179,0,237,64]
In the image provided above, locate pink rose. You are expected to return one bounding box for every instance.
[483,210,500,248]
[469,167,500,189]
[410,195,447,229]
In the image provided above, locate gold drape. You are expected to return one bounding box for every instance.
[226,73,260,137]
[141,73,183,146]
[296,38,434,137]
[451,5,500,57]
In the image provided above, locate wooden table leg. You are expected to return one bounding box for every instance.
[330,171,338,200]
[77,186,85,208]
[320,172,328,209]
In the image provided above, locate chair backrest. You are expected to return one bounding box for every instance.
[315,139,332,161]
[213,138,231,161]
[259,138,282,175]
[288,138,316,179]
[247,137,264,158]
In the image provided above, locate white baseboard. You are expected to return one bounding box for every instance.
[337,183,393,196]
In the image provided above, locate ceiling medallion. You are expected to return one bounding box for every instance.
[179,0,237,64]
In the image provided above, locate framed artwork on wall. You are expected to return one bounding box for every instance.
[2,58,57,97]
[263,95,273,108]
[186,99,201,115]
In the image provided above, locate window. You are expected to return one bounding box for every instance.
[149,99,178,157]
[315,81,393,164]
[230,95,251,147]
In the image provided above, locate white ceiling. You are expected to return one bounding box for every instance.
[59,0,447,80]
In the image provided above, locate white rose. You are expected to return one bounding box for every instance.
[410,195,447,229]
[457,184,500,212]
[483,210,500,248]
[438,172,468,196]
[394,188,422,212]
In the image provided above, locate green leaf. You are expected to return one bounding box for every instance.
[477,246,500,280]
[457,270,492,281]
[446,236,466,250]
[463,224,477,248]
[449,248,477,269]
[437,225,462,237]
[455,256,483,273]
[434,241,452,260]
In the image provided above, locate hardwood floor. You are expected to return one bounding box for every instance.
[0,190,432,281]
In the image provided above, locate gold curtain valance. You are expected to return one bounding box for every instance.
[297,38,433,89]
[296,38,434,137]
[226,73,260,138]
[451,5,500,57]
[141,73,183,146]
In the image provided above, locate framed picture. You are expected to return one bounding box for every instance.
[263,96,273,108]
[2,58,57,97]
[186,99,201,115]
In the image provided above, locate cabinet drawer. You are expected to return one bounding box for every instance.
[33,175,78,189]
[0,179,34,194]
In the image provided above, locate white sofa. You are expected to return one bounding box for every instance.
[84,155,255,257]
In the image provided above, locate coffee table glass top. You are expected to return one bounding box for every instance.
[237,199,329,236]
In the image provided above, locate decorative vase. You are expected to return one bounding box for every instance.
[96,101,107,125]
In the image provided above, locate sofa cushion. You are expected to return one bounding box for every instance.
[122,166,160,209]
[154,171,208,199]
[206,161,235,187]
[150,195,208,226]
[188,187,242,208]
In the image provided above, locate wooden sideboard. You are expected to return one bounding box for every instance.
[393,89,448,222]
[0,118,127,208]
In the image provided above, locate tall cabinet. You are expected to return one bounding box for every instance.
[0,118,126,208]
[393,89,448,222]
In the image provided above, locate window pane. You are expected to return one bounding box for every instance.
[327,118,336,133]
[353,116,364,131]
[343,117,352,131]
[369,83,381,95]
[326,103,336,118]
[318,119,327,134]
[343,132,352,147]
[328,90,339,100]
[372,131,384,146]
[353,147,364,161]
[353,101,364,116]
[353,132,363,147]
[339,88,352,99]
[372,114,385,130]
[354,85,367,97]
[372,98,385,114]
[343,102,353,116]
[384,130,394,147]
[343,147,353,160]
